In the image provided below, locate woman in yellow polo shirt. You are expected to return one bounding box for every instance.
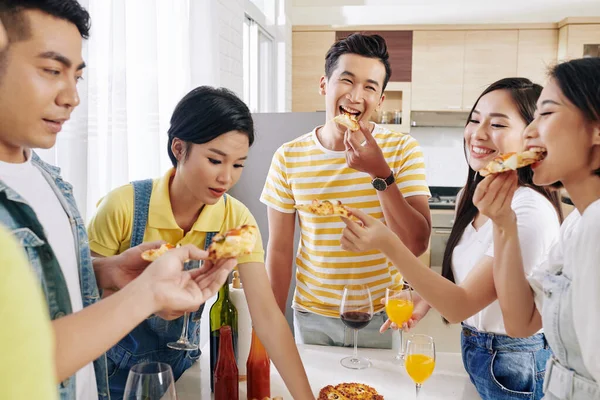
[87,86,313,400]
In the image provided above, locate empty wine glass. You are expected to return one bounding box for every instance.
[385,284,414,364]
[167,260,200,351]
[405,334,436,398]
[340,284,374,370]
[123,362,177,400]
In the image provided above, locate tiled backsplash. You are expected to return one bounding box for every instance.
[410,127,469,187]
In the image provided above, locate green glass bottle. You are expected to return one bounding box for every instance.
[209,279,238,392]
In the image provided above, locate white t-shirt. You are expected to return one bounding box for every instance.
[528,198,600,383]
[451,187,560,334]
[0,153,98,400]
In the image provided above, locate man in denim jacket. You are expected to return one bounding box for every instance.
[0,2,237,399]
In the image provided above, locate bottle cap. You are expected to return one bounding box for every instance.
[232,270,242,289]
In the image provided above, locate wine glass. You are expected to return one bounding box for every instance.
[385,284,414,363]
[405,334,436,398]
[340,284,374,370]
[123,362,177,400]
[167,260,201,351]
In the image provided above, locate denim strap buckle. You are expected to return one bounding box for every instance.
[545,357,574,399]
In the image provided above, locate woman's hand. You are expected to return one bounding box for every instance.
[380,291,431,333]
[473,171,518,228]
[340,208,398,253]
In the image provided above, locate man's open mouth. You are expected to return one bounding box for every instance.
[339,105,361,120]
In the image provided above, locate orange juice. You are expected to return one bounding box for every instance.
[405,354,435,384]
[385,299,414,326]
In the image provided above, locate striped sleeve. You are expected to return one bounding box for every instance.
[260,146,296,213]
[395,136,430,198]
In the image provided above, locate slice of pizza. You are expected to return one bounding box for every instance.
[479,148,546,177]
[141,243,176,262]
[318,385,350,400]
[335,383,384,400]
[333,113,360,131]
[207,225,258,261]
[294,199,355,219]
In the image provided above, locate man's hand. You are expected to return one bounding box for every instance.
[344,121,391,179]
[101,241,165,291]
[380,291,431,333]
[140,245,237,318]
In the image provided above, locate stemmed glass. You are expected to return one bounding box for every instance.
[123,362,177,400]
[385,285,414,363]
[167,260,200,351]
[340,284,374,370]
[405,334,436,398]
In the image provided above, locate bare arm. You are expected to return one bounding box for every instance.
[265,207,296,313]
[239,262,313,400]
[379,190,431,256]
[492,221,542,337]
[379,234,497,324]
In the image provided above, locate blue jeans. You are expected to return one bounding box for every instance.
[461,324,552,400]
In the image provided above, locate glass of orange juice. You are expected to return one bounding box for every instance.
[405,334,436,398]
[385,285,414,363]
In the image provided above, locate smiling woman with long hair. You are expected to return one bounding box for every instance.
[476,57,600,400]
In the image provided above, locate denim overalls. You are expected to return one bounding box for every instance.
[540,260,600,399]
[106,179,225,399]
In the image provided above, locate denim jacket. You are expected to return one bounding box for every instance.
[0,152,109,400]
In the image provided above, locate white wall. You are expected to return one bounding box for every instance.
[409,127,469,187]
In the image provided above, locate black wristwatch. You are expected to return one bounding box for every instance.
[371,171,395,191]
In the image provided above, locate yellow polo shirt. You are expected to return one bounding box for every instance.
[0,225,57,399]
[87,169,264,264]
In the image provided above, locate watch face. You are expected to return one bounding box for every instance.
[372,178,387,191]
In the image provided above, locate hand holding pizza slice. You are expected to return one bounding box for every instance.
[479,148,546,176]
[333,113,360,131]
[295,199,357,220]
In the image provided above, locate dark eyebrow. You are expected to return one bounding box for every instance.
[208,148,247,161]
[37,51,86,70]
[540,99,561,107]
[471,110,509,119]
[340,71,380,87]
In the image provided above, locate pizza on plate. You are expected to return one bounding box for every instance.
[140,243,176,262]
[295,199,355,219]
[333,113,360,131]
[479,148,546,177]
[318,383,384,400]
[207,224,258,261]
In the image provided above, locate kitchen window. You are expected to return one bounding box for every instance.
[243,16,276,112]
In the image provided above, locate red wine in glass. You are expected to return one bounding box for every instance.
[341,311,372,330]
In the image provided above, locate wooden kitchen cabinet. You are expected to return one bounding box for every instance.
[517,29,558,85]
[292,31,335,112]
[462,30,519,110]
[558,24,600,60]
[411,30,466,111]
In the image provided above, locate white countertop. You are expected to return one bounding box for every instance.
[175,344,481,399]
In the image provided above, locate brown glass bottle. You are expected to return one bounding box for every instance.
[246,328,270,400]
[214,325,239,400]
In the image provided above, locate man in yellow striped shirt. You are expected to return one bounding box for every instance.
[261,33,432,348]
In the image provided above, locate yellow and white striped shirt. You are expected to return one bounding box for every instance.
[260,124,430,317]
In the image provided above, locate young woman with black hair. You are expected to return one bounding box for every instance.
[476,57,600,400]
[87,86,314,400]
[339,78,563,399]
